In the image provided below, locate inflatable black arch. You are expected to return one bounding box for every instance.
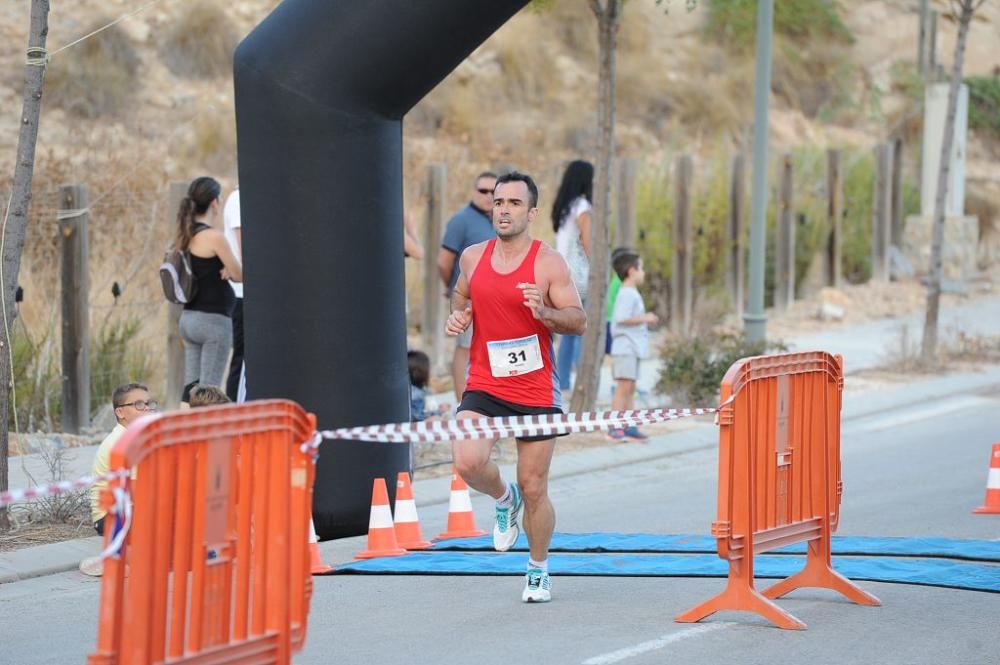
[234,0,529,539]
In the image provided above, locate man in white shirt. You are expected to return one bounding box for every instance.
[223,188,245,402]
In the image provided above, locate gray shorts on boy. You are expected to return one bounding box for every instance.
[612,354,640,381]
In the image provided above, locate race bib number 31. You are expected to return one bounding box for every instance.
[487,334,544,378]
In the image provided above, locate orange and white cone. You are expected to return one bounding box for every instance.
[436,467,487,540]
[356,478,407,559]
[973,443,1000,515]
[394,472,431,550]
[308,517,333,574]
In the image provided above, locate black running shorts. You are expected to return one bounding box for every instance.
[458,390,567,442]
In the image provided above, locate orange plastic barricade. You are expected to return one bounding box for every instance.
[676,351,880,630]
[88,400,317,664]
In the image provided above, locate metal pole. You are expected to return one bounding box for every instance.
[743,0,773,344]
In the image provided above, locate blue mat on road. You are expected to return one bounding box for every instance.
[429,533,1000,563]
[334,552,1000,593]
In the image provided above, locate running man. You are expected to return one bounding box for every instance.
[445,172,586,603]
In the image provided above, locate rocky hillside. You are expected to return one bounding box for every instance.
[0,0,997,325]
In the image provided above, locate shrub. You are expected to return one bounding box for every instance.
[8,322,61,432]
[657,329,786,404]
[160,0,239,79]
[965,75,1000,140]
[45,22,140,118]
[90,314,155,418]
[705,0,852,49]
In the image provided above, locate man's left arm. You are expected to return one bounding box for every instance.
[519,251,586,335]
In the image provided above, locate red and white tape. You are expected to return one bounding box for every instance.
[0,470,129,508]
[310,407,717,448]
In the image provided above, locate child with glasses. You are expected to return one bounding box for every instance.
[82,382,156,576]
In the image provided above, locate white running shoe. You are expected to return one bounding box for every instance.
[521,567,552,603]
[492,482,523,552]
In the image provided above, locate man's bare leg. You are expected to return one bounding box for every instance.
[452,411,504,499]
[516,437,557,562]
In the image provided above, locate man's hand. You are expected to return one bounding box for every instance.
[645,312,659,326]
[517,282,546,320]
[445,305,473,336]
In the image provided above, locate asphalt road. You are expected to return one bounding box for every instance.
[1,391,997,665]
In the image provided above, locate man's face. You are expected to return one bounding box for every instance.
[113,388,156,427]
[492,181,537,239]
[473,176,497,212]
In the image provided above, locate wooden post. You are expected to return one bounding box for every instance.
[890,137,905,248]
[615,157,637,248]
[727,154,746,315]
[774,154,795,311]
[825,149,843,288]
[422,164,447,373]
[872,143,892,281]
[671,155,693,334]
[918,0,930,79]
[165,182,187,409]
[928,10,938,76]
[59,185,90,433]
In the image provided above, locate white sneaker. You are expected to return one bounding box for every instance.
[492,482,523,552]
[521,567,552,603]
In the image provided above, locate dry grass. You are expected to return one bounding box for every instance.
[159,0,239,79]
[45,21,140,118]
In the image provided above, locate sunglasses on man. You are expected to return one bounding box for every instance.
[115,399,159,412]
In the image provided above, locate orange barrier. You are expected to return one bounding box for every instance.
[88,400,317,664]
[676,351,880,630]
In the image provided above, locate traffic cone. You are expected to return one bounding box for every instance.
[356,478,407,559]
[973,443,1000,514]
[394,472,431,550]
[308,517,333,574]
[436,467,487,539]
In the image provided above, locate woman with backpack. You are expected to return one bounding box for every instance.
[175,176,242,404]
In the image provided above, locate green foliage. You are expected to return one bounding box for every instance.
[9,323,61,433]
[704,0,852,50]
[891,60,925,102]
[840,152,873,284]
[965,75,1000,139]
[45,22,140,118]
[160,0,239,79]
[90,314,155,418]
[656,330,786,404]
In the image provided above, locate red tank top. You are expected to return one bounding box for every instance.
[466,239,561,408]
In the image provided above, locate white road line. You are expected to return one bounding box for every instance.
[853,396,994,433]
[581,623,730,664]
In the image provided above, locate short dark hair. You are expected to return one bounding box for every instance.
[407,350,430,389]
[476,171,498,183]
[613,251,641,281]
[611,246,634,260]
[113,383,148,408]
[494,171,539,208]
[189,385,230,408]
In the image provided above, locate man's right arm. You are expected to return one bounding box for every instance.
[437,248,457,287]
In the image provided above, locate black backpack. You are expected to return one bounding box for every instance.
[159,247,197,304]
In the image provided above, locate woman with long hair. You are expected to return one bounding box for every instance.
[175,176,243,403]
[550,159,593,393]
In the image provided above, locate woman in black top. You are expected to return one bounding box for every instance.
[175,177,243,403]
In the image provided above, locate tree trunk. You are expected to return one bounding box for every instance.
[921,0,976,363]
[572,0,620,414]
[1,0,50,531]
